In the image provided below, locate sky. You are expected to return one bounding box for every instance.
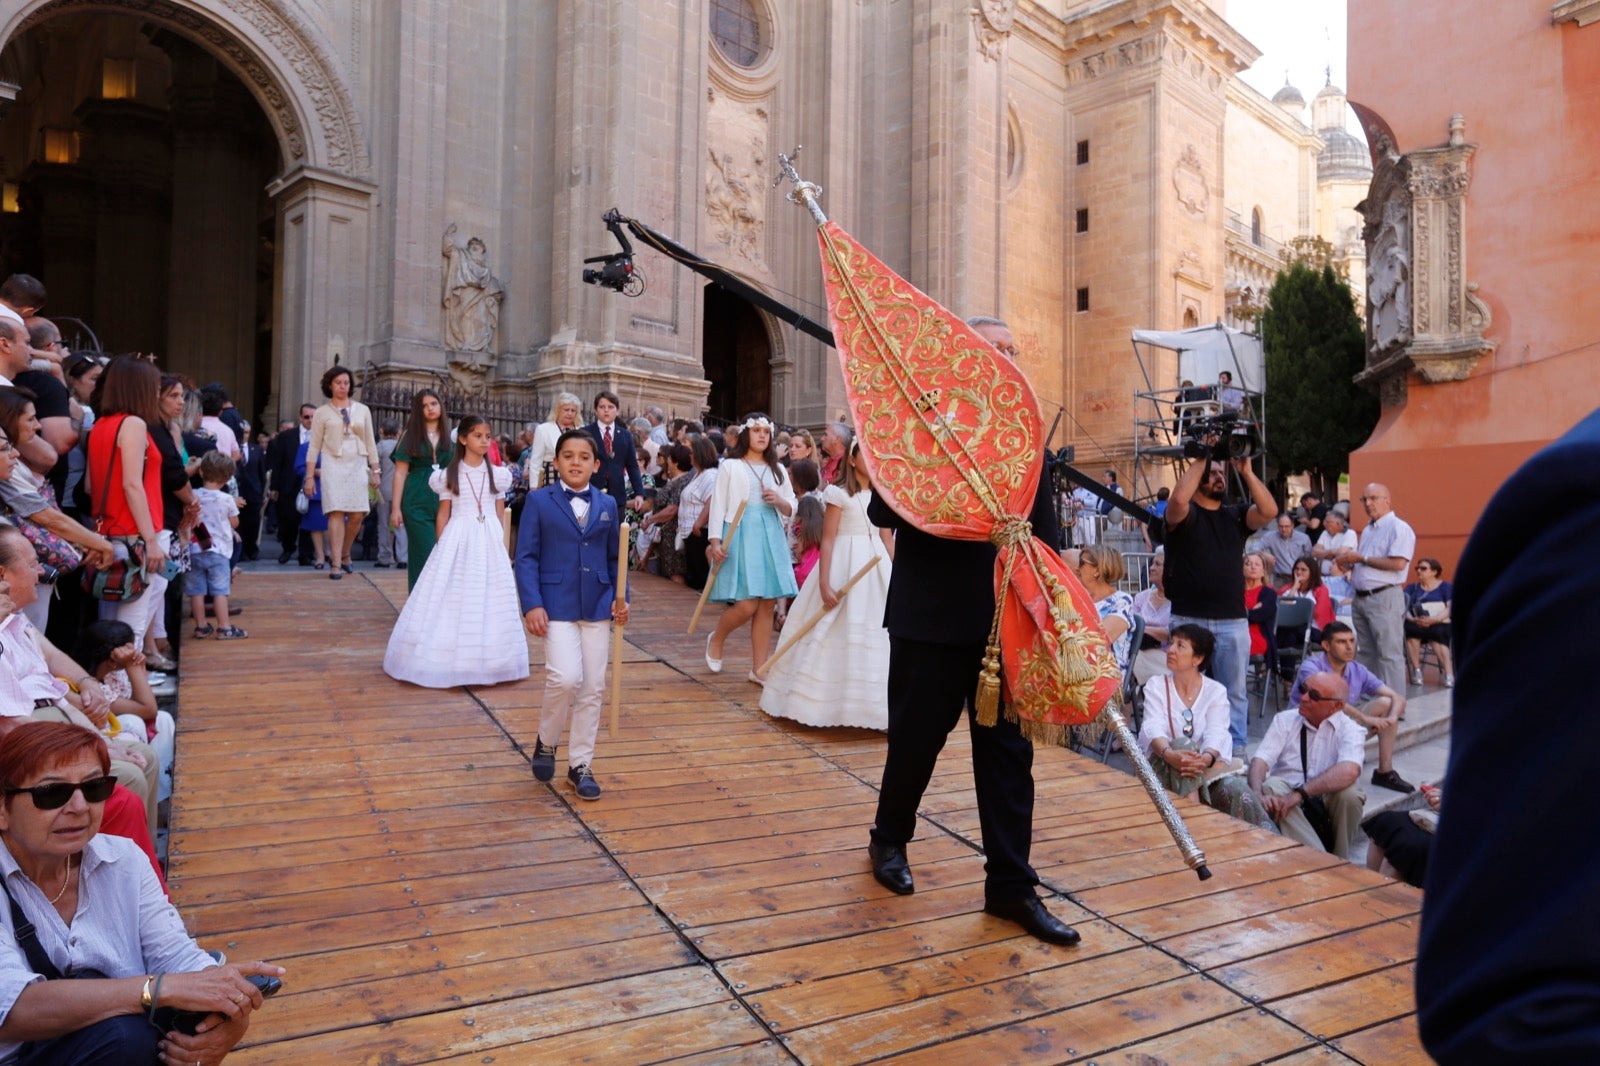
[1223,0,1348,102]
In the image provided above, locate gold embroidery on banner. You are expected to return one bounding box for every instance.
[820,231,1040,531]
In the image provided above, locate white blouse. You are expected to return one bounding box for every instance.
[707,458,796,538]
[1138,673,1233,761]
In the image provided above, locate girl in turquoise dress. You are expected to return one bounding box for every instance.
[704,414,798,683]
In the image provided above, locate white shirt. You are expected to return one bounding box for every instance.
[1139,673,1233,761]
[1253,706,1367,787]
[676,468,717,550]
[1316,528,1358,576]
[1352,512,1416,591]
[0,835,217,1063]
[707,459,796,536]
[557,480,594,525]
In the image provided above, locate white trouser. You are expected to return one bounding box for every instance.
[117,710,177,804]
[539,619,611,771]
[103,530,172,649]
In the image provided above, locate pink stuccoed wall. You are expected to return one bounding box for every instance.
[1345,2,1600,574]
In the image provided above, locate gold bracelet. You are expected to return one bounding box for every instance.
[140,974,155,1011]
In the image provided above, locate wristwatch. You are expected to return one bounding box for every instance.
[1293,786,1310,805]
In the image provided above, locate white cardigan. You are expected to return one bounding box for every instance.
[523,421,565,489]
[707,458,795,538]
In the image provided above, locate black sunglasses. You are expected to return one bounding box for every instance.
[5,775,117,810]
[1302,689,1334,704]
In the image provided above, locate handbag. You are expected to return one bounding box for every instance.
[295,489,310,515]
[80,423,150,603]
[15,482,82,574]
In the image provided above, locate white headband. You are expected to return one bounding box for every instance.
[742,417,774,431]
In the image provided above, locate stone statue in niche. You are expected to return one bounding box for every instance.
[441,223,504,366]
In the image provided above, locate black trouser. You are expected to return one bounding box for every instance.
[870,637,1039,902]
[683,531,710,591]
[238,493,263,559]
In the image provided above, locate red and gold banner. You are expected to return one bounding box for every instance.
[815,221,1122,744]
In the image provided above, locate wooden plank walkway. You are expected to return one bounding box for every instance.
[168,568,1430,1064]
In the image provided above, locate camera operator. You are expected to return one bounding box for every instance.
[1163,439,1277,749]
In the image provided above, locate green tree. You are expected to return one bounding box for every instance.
[1259,261,1377,502]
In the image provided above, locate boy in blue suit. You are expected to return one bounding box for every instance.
[516,428,630,800]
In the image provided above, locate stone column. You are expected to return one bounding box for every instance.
[164,58,262,410]
[266,166,376,426]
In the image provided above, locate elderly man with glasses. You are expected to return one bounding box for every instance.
[1248,669,1368,860]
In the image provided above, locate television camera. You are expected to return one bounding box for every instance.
[581,208,646,297]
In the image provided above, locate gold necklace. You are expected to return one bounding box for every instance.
[47,855,76,905]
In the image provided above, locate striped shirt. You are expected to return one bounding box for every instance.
[0,835,215,1062]
[1352,512,1416,591]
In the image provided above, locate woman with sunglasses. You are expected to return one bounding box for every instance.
[0,721,285,1064]
[304,366,379,580]
[1137,623,1273,828]
[1074,545,1135,672]
[1404,557,1454,687]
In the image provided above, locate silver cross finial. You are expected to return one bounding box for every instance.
[773,146,828,226]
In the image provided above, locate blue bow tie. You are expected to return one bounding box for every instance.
[563,488,592,502]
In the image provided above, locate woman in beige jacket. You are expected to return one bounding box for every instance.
[305,365,380,578]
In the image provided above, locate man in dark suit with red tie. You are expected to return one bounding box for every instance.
[584,390,645,510]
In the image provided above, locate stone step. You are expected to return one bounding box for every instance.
[1364,684,1452,762]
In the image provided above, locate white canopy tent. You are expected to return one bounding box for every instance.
[1130,323,1264,393]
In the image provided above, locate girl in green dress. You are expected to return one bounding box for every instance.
[388,389,452,588]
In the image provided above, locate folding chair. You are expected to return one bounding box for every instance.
[1251,596,1315,718]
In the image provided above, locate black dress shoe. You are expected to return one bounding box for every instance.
[983,896,1082,946]
[868,840,914,895]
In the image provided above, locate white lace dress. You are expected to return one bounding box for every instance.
[383,463,530,688]
[759,485,892,729]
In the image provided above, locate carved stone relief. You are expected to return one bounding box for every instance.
[1064,32,1166,84]
[17,0,369,176]
[971,0,1017,61]
[1172,145,1210,217]
[705,87,767,264]
[1356,116,1494,402]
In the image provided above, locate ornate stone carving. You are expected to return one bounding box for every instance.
[1357,116,1495,398]
[18,0,369,177]
[441,223,504,370]
[971,0,1017,61]
[1552,0,1600,26]
[1172,144,1209,217]
[704,87,768,264]
[1063,32,1165,84]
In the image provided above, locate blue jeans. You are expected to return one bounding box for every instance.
[1169,615,1251,749]
[19,1014,160,1065]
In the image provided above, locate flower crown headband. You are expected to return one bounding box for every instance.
[741,416,774,432]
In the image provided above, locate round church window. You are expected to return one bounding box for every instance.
[711,0,764,68]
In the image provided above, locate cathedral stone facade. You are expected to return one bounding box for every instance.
[0,0,1354,468]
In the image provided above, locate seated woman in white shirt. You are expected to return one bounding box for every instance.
[1131,548,1171,685]
[1138,623,1274,829]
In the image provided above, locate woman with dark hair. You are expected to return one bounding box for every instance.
[0,721,284,1063]
[305,365,379,579]
[389,388,451,589]
[0,387,112,629]
[83,359,172,662]
[1404,557,1454,687]
[644,443,693,585]
[1138,623,1274,828]
[148,375,201,668]
[1277,554,1334,652]
[704,413,798,682]
[676,435,719,592]
[384,416,526,688]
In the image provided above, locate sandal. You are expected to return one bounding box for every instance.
[340,563,354,574]
[329,571,343,580]
[191,625,215,639]
[313,562,327,571]
[215,626,249,640]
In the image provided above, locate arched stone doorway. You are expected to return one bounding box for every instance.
[702,284,772,422]
[0,0,372,428]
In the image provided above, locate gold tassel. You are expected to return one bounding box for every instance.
[975,643,1003,726]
